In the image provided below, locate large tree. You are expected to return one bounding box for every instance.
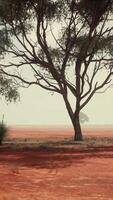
[0,0,113,140]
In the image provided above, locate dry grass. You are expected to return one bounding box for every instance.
[2,135,113,151]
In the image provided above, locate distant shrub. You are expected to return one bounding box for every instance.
[0,122,7,145]
[80,112,89,124]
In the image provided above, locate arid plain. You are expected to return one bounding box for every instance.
[0,126,113,200]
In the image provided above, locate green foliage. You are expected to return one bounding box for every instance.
[0,74,19,102]
[0,28,11,57]
[0,2,20,103]
[0,0,34,38]
[74,35,113,55]
[78,0,113,25]
[80,112,89,124]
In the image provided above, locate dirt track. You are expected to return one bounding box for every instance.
[0,127,113,200]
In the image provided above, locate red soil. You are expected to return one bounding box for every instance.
[0,126,113,200]
[7,125,113,140]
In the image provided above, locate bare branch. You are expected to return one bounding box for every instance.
[80,71,113,109]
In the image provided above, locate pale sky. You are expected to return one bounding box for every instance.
[0,84,113,126]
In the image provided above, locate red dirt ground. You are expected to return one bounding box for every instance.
[0,126,113,200]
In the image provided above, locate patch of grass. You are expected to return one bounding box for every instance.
[84,136,113,147]
[2,136,113,151]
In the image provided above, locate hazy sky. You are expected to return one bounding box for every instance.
[0,83,113,126]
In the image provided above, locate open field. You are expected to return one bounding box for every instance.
[1,126,113,200]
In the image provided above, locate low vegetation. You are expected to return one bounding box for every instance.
[0,122,7,145]
[2,136,113,151]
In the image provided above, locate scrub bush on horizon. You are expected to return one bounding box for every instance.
[0,122,7,145]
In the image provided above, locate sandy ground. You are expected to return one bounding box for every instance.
[7,125,113,139]
[0,126,113,200]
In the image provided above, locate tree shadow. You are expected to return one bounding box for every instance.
[0,144,113,171]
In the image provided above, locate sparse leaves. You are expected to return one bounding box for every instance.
[0,74,19,102]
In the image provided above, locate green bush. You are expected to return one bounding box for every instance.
[0,122,7,145]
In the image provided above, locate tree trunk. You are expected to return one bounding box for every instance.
[62,92,83,141]
[73,57,83,141]
[73,113,83,141]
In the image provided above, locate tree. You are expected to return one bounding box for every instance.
[80,112,89,124]
[0,0,113,140]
